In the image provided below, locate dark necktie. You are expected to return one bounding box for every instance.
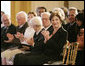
[4,27,8,33]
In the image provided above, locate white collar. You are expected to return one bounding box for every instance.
[19,24,24,28]
[4,26,9,29]
[45,24,52,30]
[36,27,44,35]
[70,22,75,26]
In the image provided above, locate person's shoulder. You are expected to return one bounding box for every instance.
[61,27,68,34]
[50,25,54,30]
[1,26,5,28]
[1,26,5,30]
[9,24,16,28]
[65,23,70,26]
[24,22,29,26]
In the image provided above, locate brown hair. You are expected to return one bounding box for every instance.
[28,12,36,16]
[36,7,47,12]
[50,12,62,22]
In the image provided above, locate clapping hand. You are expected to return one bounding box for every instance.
[41,30,50,43]
[4,33,14,43]
[26,38,34,46]
[15,32,24,42]
[20,46,30,51]
[15,32,21,38]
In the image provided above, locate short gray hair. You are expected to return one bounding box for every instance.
[68,7,78,16]
[16,11,28,21]
[41,12,51,18]
[30,16,43,27]
[1,14,11,25]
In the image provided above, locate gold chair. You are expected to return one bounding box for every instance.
[63,41,79,65]
[43,40,69,65]
[43,41,79,65]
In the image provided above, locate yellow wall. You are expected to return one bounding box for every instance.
[69,1,84,10]
[11,1,31,26]
[31,1,64,12]
[11,1,84,26]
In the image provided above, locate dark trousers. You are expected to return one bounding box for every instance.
[14,53,51,65]
[75,50,84,65]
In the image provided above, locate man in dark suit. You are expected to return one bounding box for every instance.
[65,7,78,43]
[12,22,28,47]
[1,14,16,51]
[7,11,29,47]
[15,11,28,34]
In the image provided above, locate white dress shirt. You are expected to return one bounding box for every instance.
[21,27,35,45]
[1,24,4,28]
[44,24,52,30]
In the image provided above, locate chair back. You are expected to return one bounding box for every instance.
[63,41,79,65]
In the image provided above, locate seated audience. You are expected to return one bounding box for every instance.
[1,11,30,65]
[2,6,83,65]
[5,11,29,46]
[1,16,44,65]
[13,11,68,65]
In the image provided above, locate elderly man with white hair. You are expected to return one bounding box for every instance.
[5,11,29,46]
[1,14,16,51]
[41,12,53,35]
[16,11,28,34]
[65,7,78,43]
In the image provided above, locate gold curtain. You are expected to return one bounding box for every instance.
[11,1,31,26]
